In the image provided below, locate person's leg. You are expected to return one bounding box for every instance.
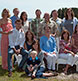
[18,48,29,69]
[8,47,14,76]
[51,54,57,71]
[36,67,45,78]
[45,55,52,70]
[59,53,73,74]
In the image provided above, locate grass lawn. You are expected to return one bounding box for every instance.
[0,56,78,81]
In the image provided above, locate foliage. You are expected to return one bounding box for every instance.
[57,7,78,19]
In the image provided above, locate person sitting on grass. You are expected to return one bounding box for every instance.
[25,50,58,79]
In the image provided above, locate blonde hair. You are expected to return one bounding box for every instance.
[30,50,37,56]
[2,8,10,18]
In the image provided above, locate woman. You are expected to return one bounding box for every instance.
[71,24,78,53]
[40,24,57,71]
[32,40,44,67]
[24,30,34,51]
[59,29,75,74]
[0,8,13,70]
[62,8,78,36]
[20,11,29,33]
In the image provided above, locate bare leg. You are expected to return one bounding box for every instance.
[64,64,70,74]
[43,72,58,77]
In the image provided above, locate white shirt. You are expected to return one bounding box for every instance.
[22,20,29,33]
[9,28,25,48]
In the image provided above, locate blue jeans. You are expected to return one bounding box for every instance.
[25,66,45,77]
[8,46,29,71]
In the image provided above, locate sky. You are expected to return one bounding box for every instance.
[0,0,78,18]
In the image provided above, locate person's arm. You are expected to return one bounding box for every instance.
[71,37,77,49]
[20,31,25,48]
[52,37,57,54]
[24,42,28,50]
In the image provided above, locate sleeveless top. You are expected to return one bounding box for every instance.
[25,41,32,51]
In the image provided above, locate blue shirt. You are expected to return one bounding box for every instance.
[40,35,56,53]
[10,15,19,28]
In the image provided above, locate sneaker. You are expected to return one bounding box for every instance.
[28,73,31,76]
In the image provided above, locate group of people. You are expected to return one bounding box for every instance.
[0,7,78,78]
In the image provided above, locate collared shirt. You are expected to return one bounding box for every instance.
[10,15,19,28]
[40,35,56,54]
[9,28,25,48]
[50,17,62,37]
[39,19,57,38]
[30,18,43,39]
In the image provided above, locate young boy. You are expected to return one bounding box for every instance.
[25,51,40,78]
[25,50,58,79]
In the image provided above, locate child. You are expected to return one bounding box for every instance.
[25,50,41,78]
[25,50,58,79]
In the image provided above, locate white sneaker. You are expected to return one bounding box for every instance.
[28,73,31,76]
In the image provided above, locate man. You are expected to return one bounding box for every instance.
[10,8,19,28]
[8,19,28,77]
[30,9,43,39]
[39,13,57,38]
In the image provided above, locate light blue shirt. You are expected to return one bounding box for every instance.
[10,15,19,28]
[40,35,57,54]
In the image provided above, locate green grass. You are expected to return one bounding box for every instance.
[0,56,59,81]
[0,56,78,81]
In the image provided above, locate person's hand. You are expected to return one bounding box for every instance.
[30,67,34,72]
[35,64,38,68]
[17,49,20,54]
[52,52,56,55]
[71,52,75,56]
[44,52,48,56]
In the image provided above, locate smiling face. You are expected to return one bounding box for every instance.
[63,32,69,41]
[27,31,33,40]
[30,51,37,60]
[22,12,27,21]
[2,9,10,18]
[15,20,22,30]
[35,10,41,18]
[32,41,38,50]
[44,25,51,34]
[13,8,19,17]
[67,9,72,16]
[44,13,50,22]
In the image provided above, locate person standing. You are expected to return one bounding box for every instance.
[10,8,19,28]
[62,8,78,36]
[20,11,29,33]
[0,8,13,70]
[30,9,43,39]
